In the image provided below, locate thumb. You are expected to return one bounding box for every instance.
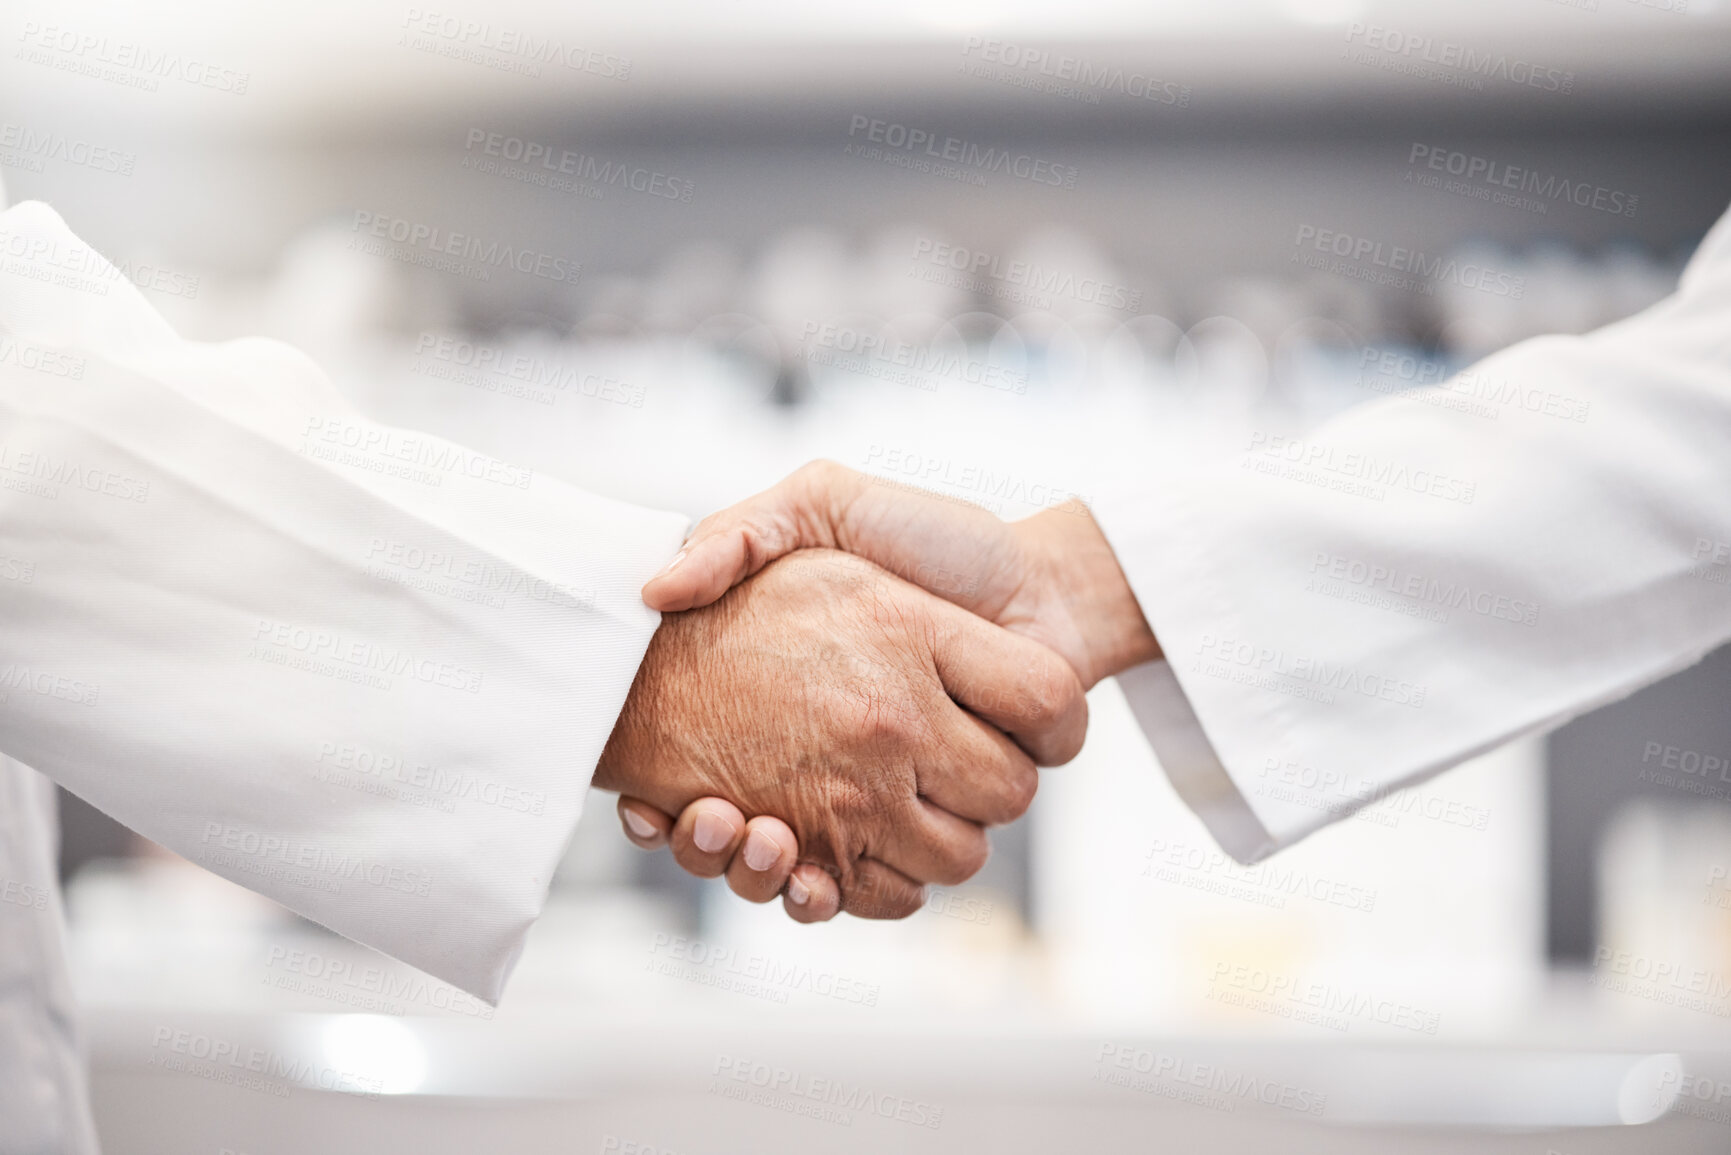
[641,461,862,611]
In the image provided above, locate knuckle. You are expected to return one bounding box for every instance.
[995,761,1038,822]
[729,871,776,904]
[824,777,878,825]
[798,458,846,489]
[687,509,725,539]
[844,869,919,920]
[860,787,902,829]
[938,834,990,886]
[861,709,912,750]
[1023,660,1081,730]
[672,843,726,879]
[853,693,923,753]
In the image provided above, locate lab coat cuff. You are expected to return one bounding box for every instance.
[1090,485,1280,864]
[1113,659,1278,863]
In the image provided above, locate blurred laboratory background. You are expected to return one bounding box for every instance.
[9,0,1731,1151]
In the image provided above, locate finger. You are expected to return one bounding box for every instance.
[912,707,1040,828]
[783,863,841,923]
[841,858,927,920]
[617,796,674,850]
[928,601,1089,766]
[725,814,798,903]
[641,459,1024,622]
[876,798,993,886]
[668,797,747,879]
[641,462,861,612]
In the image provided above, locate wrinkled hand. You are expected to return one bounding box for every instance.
[617,461,1160,918]
[595,546,1087,922]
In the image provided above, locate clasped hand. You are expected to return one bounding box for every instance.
[593,462,1160,922]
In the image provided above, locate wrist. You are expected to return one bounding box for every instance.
[1016,501,1160,688]
[592,687,639,795]
[593,617,678,798]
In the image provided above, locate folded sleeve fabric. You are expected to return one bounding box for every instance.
[0,201,688,1002]
[1094,200,1731,863]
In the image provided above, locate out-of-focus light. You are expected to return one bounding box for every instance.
[1618,1053,1684,1125]
[321,1015,429,1096]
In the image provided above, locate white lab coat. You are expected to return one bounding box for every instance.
[0,200,686,1154]
[1096,201,1731,863]
[2,191,1729,1151]
[0,756,100,1155]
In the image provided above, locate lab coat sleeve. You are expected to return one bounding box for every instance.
[0,201,689,1002]
[1092,201,1731,863]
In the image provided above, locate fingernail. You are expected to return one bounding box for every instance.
[692,811,736,854]
[743,829,781,872]
[622,810,657,840]
[787,874,811,905]
[653,548,687,579]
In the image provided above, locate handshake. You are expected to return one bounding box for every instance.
[592,461,1161,923]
